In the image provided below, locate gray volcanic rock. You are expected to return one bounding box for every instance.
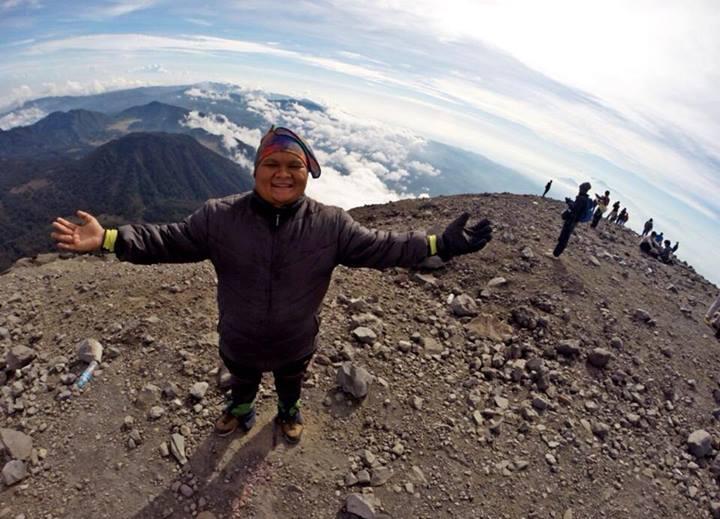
[450,294,478,317]
[688,430,712,458]
[337,363,373,399]
[0,429,33,460]
[6,346,36,371]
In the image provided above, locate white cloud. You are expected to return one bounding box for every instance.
[0,78,154,113]
[0,105,45,129]
[85,0,159,19]
[26,34,300,59]
[305,164,405,210]
[181,110,261,170]
[185,17,212,26]
[184,86,232,101]
[1,0,40,10]
[132,63,168,74]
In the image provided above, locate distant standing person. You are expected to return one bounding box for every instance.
[606,201,620,222]
[542,180,553,198]
[591,190,610,228]
[616,208,628,226]
[553,182,592,257]
[642,218,654,236]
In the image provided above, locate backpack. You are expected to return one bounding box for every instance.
[579,199,596,223]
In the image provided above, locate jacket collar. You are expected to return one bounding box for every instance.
[250,191,306,227]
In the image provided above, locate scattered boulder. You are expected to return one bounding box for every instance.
[170,434,187,465]
[587,348,613,369]
[189,382,209,400]
[2,460,27,486]
[486,277,508,288]
[370,466,393,486]
[352,327,377,345]
[633,309,652,323]
[450,294,478,317]
[0,428,33,460]
[6,346,36,371]
[687,430,712,458]
[556,339,581,358]
[345,493,377,519]
[337,363,373,399]
[511,306,538,330]
[76,338,103,363]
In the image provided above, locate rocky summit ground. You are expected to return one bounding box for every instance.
[1,193,719,519]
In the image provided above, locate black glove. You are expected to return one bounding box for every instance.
[437,212,492,261]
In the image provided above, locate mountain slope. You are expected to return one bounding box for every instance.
[0,132,253,271]
[0,193,718,518]
[0,109,116,158]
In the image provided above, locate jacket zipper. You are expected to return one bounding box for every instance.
[268,212,280,314]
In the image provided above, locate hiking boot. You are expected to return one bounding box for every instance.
[214,405,256,437]
[276,406,304,444]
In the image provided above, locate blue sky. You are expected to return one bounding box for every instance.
[0,0,718,282]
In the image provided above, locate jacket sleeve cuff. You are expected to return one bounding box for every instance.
[427,234,438,256]
[102,229,118,252]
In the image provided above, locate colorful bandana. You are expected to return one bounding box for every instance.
[254,126,321,178]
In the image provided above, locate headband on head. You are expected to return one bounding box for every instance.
[254,126,321,178]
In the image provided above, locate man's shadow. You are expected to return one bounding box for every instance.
[132,419,280,519]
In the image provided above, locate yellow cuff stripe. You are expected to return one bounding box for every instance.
[428,234,438,256]
[103,229,118,252]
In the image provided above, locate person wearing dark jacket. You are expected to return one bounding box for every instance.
[50,126,493,444]
[542,180,552,198]
[606,200,620,223]
[553,182,591,257]
[615,208,628,226]
[642,218,653,236]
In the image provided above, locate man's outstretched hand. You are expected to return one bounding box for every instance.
[51,210,105,253]
[437,212,492,261]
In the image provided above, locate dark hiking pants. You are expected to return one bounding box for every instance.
[553,220,576,257]
[219,350,314,409]
[590,210,603,228]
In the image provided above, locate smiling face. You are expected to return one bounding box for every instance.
[254,151,309,207]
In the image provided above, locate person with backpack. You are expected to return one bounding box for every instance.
[50,125,493,444]
[590,190,610,228]
[616,208,628,226]
[606,200,620,222]
[553,182,592,257]
[642,218,653,236]
[542,180,553,198]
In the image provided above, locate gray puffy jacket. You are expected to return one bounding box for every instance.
[115,191,429,369]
